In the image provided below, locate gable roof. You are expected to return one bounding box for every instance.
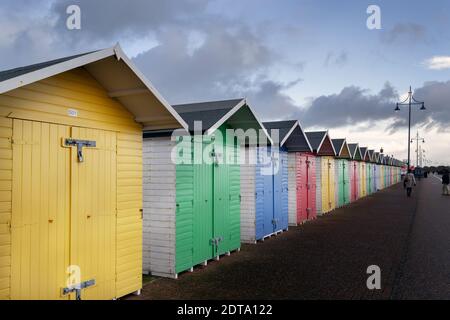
[348,143,363,160]
[305,131,325,152]
[173,99,243,132]
[368,150,375,162]
[262,120,312,152]
[374,152,380,163]
[0,44,187,131]
[332,139,351,158]
[359,147,368,161]
[332,139,345,155]
[305,131,336,156]
[0,52,97,82]
[172,98,272,142]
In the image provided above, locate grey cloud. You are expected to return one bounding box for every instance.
[133,23,276,103]
[0,1,63,69]
[381,23,427,44]
[244,78,302,120]
[0,1,447,138]
[288,81,450,134]
[388,81,450,131]
[0,0,303,123]
[51,0,209,42]
[132,21,305,121]
[0,0,212,69]
[324,51,348,67]
[293,83,398,129]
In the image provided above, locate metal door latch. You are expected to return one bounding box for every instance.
[65,139,96,162]
[62,279,95,300]
[210,237,224,246]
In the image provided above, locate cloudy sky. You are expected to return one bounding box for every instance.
[1,0,449,165]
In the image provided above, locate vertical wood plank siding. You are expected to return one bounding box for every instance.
[0,67,143,299]
[142,137,176,277]
[0,118,12,299]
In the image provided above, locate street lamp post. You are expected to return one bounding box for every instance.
[395,86,426,171]
[411,130,425,168]
[421,148,426,167]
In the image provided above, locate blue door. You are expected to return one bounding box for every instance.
[273,148,282,232]
[255,148,265,240]
[273,148,289,232]
[280,150,289,230]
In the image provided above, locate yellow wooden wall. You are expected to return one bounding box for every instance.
[321,156,336,214]
[359,162,367,197]
[0,117,12,299]
[0,67,143,299]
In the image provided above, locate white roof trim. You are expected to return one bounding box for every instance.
[316,132,327,152]
[350,143,362,160]
[0,47,115,94]
[280,120,313,152]
[317,130,336,156]
[113,45,188,130]
[205,99,273,145]
[343,139,351,158]
[336,138,351,158]
[360,147,368,160]
[357,146,363,160]
[0,44,188,131]
[336,140,345,156]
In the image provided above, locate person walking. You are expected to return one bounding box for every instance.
[442,171,450,196]
[404,169,416,197]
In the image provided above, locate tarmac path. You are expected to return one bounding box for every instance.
[128,177,449,300]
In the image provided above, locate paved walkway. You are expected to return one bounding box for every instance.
[391,175,450,299]
[128,177,449,300]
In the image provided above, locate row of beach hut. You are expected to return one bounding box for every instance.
[0,45,402,300]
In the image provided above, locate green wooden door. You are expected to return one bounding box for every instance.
[337,160,344,207]
[366,164,372,194]
[176,126,241,270]
[213,126,240,257]
[343,160,350,205]
[212,128,228,257]
[192,137,215,266]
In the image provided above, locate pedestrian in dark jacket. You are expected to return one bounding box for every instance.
[442,171,450,196]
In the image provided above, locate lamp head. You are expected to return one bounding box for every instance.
[420,103,426,111]
[395,103,400,112]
